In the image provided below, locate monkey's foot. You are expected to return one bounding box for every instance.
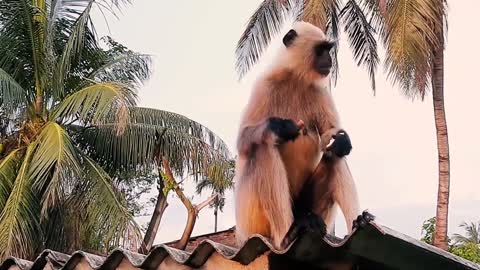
[267,117,303,144]
[352,210,375,230]
[326,129,352,157]
[296,212,327,235]
[281,212,327,249]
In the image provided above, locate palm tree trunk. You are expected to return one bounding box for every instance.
[160,158,195,250]
[175,193,218,249]
[176,207,198,250]
[138,162,170,254]
[138,181,168,254]
[159,158,218,250]
[214,206,218,232]
[431,26,450,251]
[34,92,42,116]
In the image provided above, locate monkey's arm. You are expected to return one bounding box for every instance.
[237,117,305,156]
[236,121,269,156]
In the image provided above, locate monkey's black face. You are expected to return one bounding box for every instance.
[313,41,334,76]
[282,29,335,76]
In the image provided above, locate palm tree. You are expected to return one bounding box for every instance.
[77,107,232,252]
[453,222,480,246]
[196,159,235,232]
[0,0,152,259]
[235,0,379,90]
[360,0,449,250]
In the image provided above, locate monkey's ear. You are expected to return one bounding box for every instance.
[283,29,297,47]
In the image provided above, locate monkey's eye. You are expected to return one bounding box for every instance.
[315,41,335,55]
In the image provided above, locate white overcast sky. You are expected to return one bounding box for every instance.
[92,0,479,244]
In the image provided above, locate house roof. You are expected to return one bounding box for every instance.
[1,222,479,270]
[163,227,235,252]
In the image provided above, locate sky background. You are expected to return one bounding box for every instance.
[92,0,479,244]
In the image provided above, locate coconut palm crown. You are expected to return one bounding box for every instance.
[0,0,154,259]
[235,0,379,91]
[0,0,232,259]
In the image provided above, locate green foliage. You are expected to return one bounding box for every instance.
[0,0,231,260]
[76,106,232,187]
[420,217,451,246]
[196,159,235,212]
[450,243,480,263]
[0,0,153,259]
[421,217,480,264]
[115,170,157,216]
[162,172,176,196]
[421,217,436,244]
[450,221,480,264]
[450,243,480,264]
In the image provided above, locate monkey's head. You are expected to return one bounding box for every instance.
[277,21,335,81]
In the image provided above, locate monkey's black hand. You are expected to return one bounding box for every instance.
[326,130,352,157]
[267,117,302,144]
[352,210,375,231]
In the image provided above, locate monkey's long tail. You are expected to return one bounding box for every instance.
[332,158,360,233]
[235,146,293,250]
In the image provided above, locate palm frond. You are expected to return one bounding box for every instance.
[94,0,132,19]
[195,159,235,195]
[47,0,132,38]
[47,0,91,32]
[267,0,342,84]
[78,122,230,179]
[29,122,82,216]
[0,0,43,98]
[74,107,230,177]
[52,1,95,99]
[0,68,27,113]
[128,107,229,145]
[340,0,379,92]
[452,222,480,245]
[324,0,341,85]
[25,0,48,97]
[51,82,137,134]
[359,0,387,32]
[0,144,41,260]
[381,0,442,97]
[87,52,152,87]
[0,149,22,211]
[235,0,296,79]
[79,156,140,251]
[40,201,71,252]
[101,107,230,156]
[302,0,331,30]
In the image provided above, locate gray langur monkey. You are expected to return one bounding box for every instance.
[234,21,373,250]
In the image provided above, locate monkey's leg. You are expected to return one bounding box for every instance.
[280,162,331,249]
[280,199,327,249]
